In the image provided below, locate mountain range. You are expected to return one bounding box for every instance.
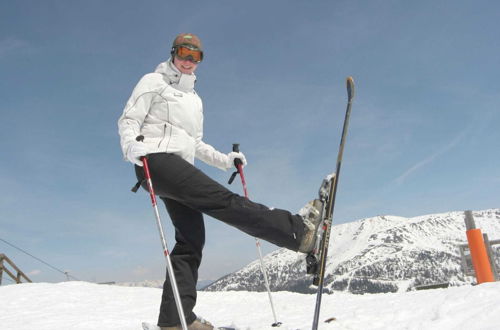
[204,209,500,294]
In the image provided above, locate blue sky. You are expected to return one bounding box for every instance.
[1,0,499,284]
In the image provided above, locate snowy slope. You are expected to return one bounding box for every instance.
[206,209,500,294]
[1,281,500,329]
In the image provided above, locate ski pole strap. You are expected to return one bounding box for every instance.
[228,171,238,185]
[131,179,144,193]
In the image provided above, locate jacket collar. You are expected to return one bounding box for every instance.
[155,59,197,93]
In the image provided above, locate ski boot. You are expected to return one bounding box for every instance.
[303,173,335,275]
[298,199,324,253]
[161,317,214,330]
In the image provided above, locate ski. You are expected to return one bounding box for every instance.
[142,321,238,330]
[307,77,355,330]
[141,322,157,330]
[141,322,158,330]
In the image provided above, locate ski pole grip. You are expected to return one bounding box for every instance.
[130,134,147,193]
[232,143,243,167]
[136,134,148,166]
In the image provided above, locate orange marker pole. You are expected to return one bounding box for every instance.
[464,211,495,284]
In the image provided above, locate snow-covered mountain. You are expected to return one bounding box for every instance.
[205,209,500,294]
[117,279,214,290]
[117,279,163,288]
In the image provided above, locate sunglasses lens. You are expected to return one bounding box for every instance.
[175,46,203,63]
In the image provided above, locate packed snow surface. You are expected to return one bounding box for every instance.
[1,281,500,329]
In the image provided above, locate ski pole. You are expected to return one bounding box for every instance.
[137,136,188,330]
[228,143,282,327]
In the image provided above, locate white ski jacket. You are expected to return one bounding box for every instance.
[118,59,229,170]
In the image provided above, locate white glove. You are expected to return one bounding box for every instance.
[126,142,148,166]
[226,151,247,170]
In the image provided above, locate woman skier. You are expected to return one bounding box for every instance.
[118,33,323,330]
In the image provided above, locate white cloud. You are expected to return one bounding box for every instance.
[132,265,151,276]
[28,269,42,276]
[0,38,29,58]
[394,130,466,185]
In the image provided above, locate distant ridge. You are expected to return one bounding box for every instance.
[117,279,163,289]
[117,279,214,290]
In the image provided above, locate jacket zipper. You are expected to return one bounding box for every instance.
[158,124,167,148]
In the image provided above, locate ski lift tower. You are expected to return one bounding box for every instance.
[458,211,500,283]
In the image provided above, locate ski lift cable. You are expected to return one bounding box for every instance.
[0,237,80,281]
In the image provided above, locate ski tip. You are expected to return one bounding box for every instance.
[141,322,159,330]
[346,76,355,101]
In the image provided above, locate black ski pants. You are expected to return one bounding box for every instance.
[134,152,305,327]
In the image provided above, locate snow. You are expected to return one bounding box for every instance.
[1,281,500,329]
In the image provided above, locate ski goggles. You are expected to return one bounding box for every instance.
[172,45,203,63]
